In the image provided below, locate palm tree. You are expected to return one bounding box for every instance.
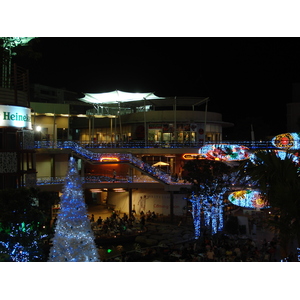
[238,150,300,257]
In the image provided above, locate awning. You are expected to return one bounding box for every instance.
[78,90,165,106]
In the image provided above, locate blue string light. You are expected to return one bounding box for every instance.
[0,223,44,262]
[188,185,227,239]
[48,157,100,262]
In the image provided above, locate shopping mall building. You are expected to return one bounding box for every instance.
[0,73,233,219]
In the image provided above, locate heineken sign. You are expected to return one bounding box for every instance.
[0,105,32,129]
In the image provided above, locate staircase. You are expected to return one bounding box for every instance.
[36,141,184,185]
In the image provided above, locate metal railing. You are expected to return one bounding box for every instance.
[36,174,161,186]
[34,140,276,186]
[35,141,190,185]
[35,139,276,150]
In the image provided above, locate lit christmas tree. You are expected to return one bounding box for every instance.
[48,157,100,262]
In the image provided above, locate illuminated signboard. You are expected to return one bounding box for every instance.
[0,105,32,129]
[199,144,250,161]
[272,132,300,150]
[182,153,206,160]
[100,157,119,162]
[228,190,268,209]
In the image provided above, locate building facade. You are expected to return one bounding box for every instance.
[30,86,233,218]
[0,64,36,189]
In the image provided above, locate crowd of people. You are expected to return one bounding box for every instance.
[102,232,297,262]
[90,211,149,239]
[89,209,298,262]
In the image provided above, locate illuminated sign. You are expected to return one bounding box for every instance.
[0,105,32,129]
[100,157,119,162]
[228,190,268,209]
[182,153,205,160]
[199,144,250,161]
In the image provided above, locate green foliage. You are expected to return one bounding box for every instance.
[237,150,300,248]
[0,188,56,261]
[183,158,232,193]
[0,188,44,229]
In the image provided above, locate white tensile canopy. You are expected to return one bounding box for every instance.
[79,90,165,106]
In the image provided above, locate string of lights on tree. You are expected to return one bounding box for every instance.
[187,183,228,239]
[48,157,100,262]
[0,222,46,262]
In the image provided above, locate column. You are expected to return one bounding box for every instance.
[170,191,174,224]
[129,188,132,217]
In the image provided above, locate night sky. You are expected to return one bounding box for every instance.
[12,37,300,140]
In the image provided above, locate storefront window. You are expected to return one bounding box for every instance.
[147,123,221,144]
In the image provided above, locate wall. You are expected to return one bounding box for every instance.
[36,153,69,177]
[107,188,188,216]
[54,154,69,177]
[0,87,28,107]
[121,110,223,124]
[36,155,52,177]
[31,102,69,114]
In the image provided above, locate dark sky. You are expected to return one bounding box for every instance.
[12,37,300,140]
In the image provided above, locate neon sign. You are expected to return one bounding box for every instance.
[100,157,120,162]
[228,190,268,209]
[182,153,205,160]
[199,144,250,161]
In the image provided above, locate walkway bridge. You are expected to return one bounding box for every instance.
[35,141,192,190]
[34,140,276,191]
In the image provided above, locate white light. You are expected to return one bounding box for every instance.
[36,126,41,132]
[79,90,164,105]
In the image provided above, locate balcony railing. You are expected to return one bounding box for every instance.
[34,140,275,186]
[35,139,276,150]
[36,174,166,186]
[35,141,190,185]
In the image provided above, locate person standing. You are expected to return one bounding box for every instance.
[112,169,116,182]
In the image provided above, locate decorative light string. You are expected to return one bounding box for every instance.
[187,184,227,239]
[48,157,100,262]
[0,222,46,262]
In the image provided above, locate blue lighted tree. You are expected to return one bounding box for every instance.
[48,157,100,262]
[188,193,202,239]
[187,184,227,239]
[184,159,232,239]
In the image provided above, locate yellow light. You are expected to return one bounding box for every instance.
[100,157,119,162]
[182,153,204,160]
[113,188,126,192]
